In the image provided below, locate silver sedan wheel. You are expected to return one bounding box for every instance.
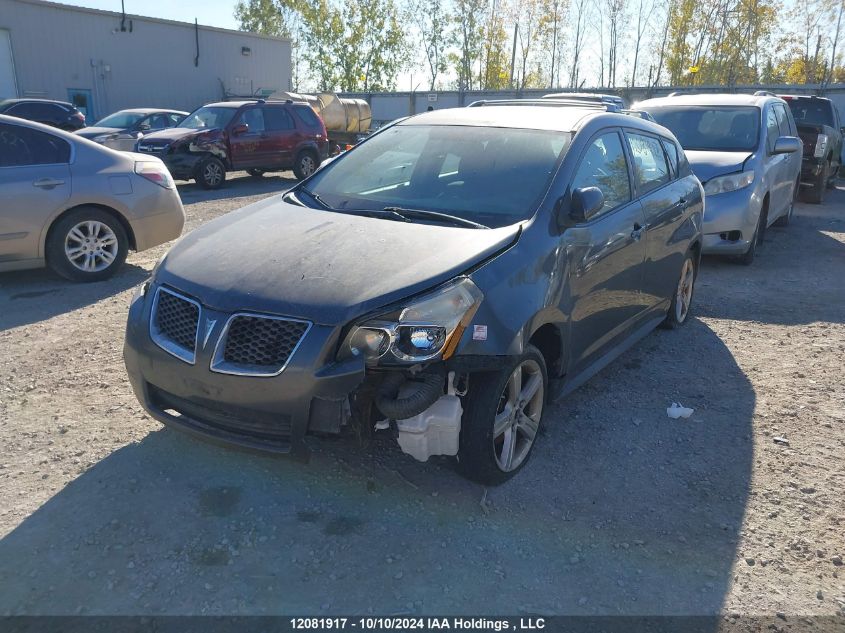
[64,221,119,273]
[493,358,544,472]
[299,155,316,177]
[203,162,223,186]
[675,258,695,323]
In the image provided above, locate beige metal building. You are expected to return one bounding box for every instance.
[0,0,291,121]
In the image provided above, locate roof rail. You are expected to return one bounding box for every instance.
[667,91,687,97]
[753,90,777,97]
[468,98,608,111]
[621,109,656,122]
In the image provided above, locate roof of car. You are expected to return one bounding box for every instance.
[0,97,75,107]
[635,93,777,108]
[399,105,605,132]
[117,108,189,115]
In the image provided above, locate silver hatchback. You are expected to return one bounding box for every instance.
[0,115,184,281]
[637,93,802,264]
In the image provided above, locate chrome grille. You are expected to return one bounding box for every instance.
[211,313,310,376]
[150,287,200,363]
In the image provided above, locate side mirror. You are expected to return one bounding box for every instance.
[232,123,249,136]
[568,186,605,223]
[772,136,802,155]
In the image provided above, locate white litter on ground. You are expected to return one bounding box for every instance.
[667,402,695,419]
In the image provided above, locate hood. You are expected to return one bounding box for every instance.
[142,126,216,144]
[156,197,519,326]
[76,126,122,138]
[685,150,753,183]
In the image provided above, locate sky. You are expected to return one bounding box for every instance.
[59,0,241,31]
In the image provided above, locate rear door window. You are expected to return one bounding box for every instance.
[570,131,632,215]
[0,123,71,167]
[264,107,295,131]
[626,132,670,194]
[773,104,792,136]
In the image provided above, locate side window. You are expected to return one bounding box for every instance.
[148,114,170,129]
[773,104,791,136]
[765,107,780,153]
[0,123,71,167]
[626,132,670,194]
[570,131,631,214]
[294,105,322,128]
[661,138,679,178]
[168,113,183,126]
[237,107,265,133]
[264,107,295,131]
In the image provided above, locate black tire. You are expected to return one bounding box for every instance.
[196,157,226,189]
[46,207,128,282]
[293,150,319,180]
[660,251,696,329]
[247,168,265,178]
[774,180,798,227]
[457,344,548,485]
[805,164,827,204]
[826,162,837,189]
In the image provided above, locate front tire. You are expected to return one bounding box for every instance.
[457,345,547,485]
[774,180,798,227]
[293,151,318,180]
[196,157,226,189]
[661,252,696,329]
[46,207,128,282]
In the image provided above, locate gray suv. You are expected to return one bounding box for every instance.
[124,104,703,484]
[637,93,802,264]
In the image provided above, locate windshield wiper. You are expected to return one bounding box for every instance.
[382,207,489,229]
[297,188,334,210]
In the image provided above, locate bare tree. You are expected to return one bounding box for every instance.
[630,0,656,86]
[568,0,588,88]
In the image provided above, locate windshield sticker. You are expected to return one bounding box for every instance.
[472,325,488,341]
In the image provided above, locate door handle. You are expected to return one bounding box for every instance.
[33,178,65,189]
[631,223,646,240]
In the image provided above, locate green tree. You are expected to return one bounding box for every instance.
[407,0,451,90]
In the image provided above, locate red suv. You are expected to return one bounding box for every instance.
[136,100,329,188]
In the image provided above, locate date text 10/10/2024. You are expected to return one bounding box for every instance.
[289,617,547,630]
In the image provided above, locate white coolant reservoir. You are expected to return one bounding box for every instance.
[396,394,462,462]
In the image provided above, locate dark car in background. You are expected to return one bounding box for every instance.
[136,99,329,189]
[779,95,843,203]
[76,108,187,152]
[0,98,86,131]
[124,104,703,484]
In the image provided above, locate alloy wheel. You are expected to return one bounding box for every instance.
[64,221,119,273]
[204,162,223,187]
[299,155,316,177]
[675,258,695,323]
[492,359,544,472]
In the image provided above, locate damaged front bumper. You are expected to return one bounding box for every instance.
[123,283,366,458]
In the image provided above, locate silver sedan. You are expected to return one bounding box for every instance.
[0,114,184,281]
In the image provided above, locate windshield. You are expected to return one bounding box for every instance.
[179,106,237,130]
[303,124,570,228]
[94,112,145,128]
[787,100,834,127]
[644,106,760,152]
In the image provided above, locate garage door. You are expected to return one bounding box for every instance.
[0,29,18,99]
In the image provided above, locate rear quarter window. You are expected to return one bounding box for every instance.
[294,105,323,129]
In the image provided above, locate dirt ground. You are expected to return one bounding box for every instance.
[0,171,843,619]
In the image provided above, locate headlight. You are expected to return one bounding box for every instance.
[704,170,755,195]
[814,134,829,159]
[341,277,483,364]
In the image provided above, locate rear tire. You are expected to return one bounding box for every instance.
[457,345,547,486]
[660,252,696,329]
[196,157,226,189]
[805,164,827,204]
[46,207,128,282]
[293,151,318,180]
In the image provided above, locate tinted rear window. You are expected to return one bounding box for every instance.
[643,106,761,152]
[0,123,71,166]
[294,105,322,128]
[265,107,295,130]
[787,99,835,127]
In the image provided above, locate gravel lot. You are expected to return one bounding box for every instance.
[0,171,843,618]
